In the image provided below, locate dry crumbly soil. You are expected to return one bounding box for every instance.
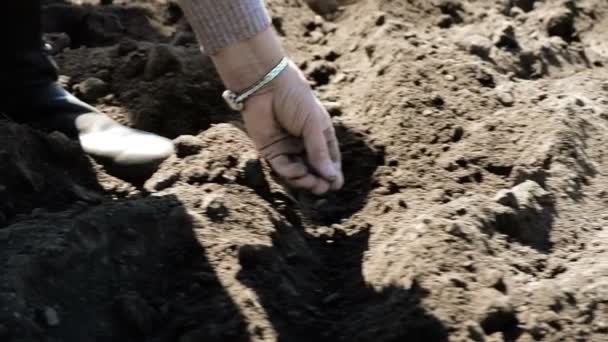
[1,0,608,341]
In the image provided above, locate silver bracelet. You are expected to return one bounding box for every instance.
[222,57,290,111]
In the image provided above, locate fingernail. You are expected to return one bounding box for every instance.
[321,161,337,180]
[334,161,342,172]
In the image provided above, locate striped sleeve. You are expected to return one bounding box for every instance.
[179,0,271,54]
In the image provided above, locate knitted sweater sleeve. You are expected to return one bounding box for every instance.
[178,0,271,55]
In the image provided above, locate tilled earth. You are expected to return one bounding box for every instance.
[1,0,608,341]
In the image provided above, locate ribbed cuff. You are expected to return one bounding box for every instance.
[179,0,271,55]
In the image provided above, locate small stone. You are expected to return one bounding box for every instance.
[494,24,519,50]
[309,31,325,44]
[446,222,466,238]
[145,44,182,80]
[324,101,343,116]
[479,269,506,291]
[475,289,518,334]
[333,72,348,83]
[375,12,386,26]
[313,15,325,28]
[509,6,524,17]
[430,188,447,202]
[497,90,515,106]
[316,226,335,238]
[538,310,559,325]
[444,74,456,81]
[436,14,453,28]
[494,189,518,208]
[44,307,60,327]
[74,77,109,102]
[458,34,492,59]
[511,180,551,207]
[203,195,229,222]
[322,22,338,35]
[476,68,496,88]
[432,94,445,108]
[452,126,464,142]
[324,49,341,62]
[546,8,575,41]
[45,32,71,54]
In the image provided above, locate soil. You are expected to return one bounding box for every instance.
[1,0,608,341]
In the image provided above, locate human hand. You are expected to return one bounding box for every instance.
[211,28,343,195]
[241,60,343,195]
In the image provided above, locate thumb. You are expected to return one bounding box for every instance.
[303,125,338,182]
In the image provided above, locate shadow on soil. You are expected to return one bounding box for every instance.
[8,197,250,342]
[237,125,448,341]
[237,224,449,342]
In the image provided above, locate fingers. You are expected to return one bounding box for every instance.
[269,155,308,179]
[291,173,330,195]
[311,178,331,195]
[290,174,318,190]
[302,108,345,193]
[269,155,331,195]
[303,125,338,182]
[325,127,344,191]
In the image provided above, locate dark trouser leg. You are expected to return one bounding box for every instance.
[0,1,58,89]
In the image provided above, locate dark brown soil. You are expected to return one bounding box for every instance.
[1,0,608,341]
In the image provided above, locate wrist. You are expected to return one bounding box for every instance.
[211,27,285,92]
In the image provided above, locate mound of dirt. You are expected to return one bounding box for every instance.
[1,0,608,341]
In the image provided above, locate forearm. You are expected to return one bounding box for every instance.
[210,28,285,92]
[178,0,271,55]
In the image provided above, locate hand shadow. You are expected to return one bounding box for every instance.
[237,124,449,341]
